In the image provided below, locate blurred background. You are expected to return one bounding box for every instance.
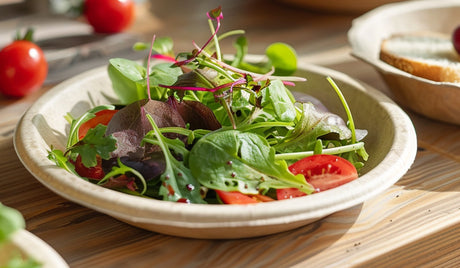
[0,0,405,84]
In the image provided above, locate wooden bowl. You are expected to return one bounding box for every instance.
[0,230,68,268]
[13,60,417,239]
[348,0,460,125]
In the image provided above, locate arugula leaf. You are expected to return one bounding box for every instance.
[47,147,76,175]
[143,114,205,204]
[70,124,117,168]
[98,158,147,195]
[189,130,314,195]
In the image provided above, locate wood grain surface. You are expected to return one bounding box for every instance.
[1,0,460,267]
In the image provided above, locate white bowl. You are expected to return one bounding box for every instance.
[348,0,460,125]
[14,61,417,239]
[0,230,68,268]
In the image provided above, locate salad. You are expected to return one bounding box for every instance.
[0,203,41,268]
[48,7,368,205]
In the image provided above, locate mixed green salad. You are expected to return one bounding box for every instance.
[48,7,368,204]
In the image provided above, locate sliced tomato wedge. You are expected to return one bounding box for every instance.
[277,154,358,200]
[215,190,274,204]
[72,155,105,180]
[78,109,118,140]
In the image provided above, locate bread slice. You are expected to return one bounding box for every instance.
[379,32,460,83]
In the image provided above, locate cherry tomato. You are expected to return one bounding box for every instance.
[84,0,135,33]
[72,155,105,180]
[215,190,274,205]
[0,39,47,98]
[78,109,118,139]
[277,154,358,200]
[453,25,460,54]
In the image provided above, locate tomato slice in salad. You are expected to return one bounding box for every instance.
[72,155,105,180]
[277,154,358,200]
[216,190,275,204]
[78,109,118,140]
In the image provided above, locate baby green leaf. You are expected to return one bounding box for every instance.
[274,102,351,153]
[261,79,296,122]
[265,42,297,76]
[108,58,147,104]
[47,147,76,175]
[189,130,314,195]
[144,114,205,204]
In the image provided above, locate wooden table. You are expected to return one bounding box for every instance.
[2,1,460,267]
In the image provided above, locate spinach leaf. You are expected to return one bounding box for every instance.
[189,130,314,195]
[108,58,182,104]
[108,58,147,105]
[148,62,182,100]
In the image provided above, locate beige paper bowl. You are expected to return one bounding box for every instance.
[0,230,68,268]
[14,60,417,239]
[348,0,460,125]
[277,0,405,14]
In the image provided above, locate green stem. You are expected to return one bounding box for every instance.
[327,77,357,143]
[237,121,294,132]
[274,142,366,161]
[208,19,221,61]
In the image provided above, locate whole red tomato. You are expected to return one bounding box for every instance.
[0,38,48,98]
[84,0,135,33]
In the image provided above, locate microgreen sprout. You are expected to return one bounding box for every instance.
[174,6,223,66]
[147,35,156,100]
